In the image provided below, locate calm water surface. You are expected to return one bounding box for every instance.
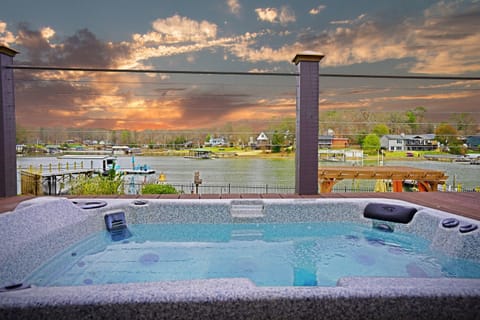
[17,155,480,190]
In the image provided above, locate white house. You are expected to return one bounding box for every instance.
[380,134,437,151]
[256,132,269,147]
[207,137,228,147]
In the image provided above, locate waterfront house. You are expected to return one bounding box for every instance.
[256,132,269,148]
[380,134,437,151]
[206,137,228,147]
[318,135,333,148]
[467,135,480,150]
[318,135,349,149]
[331,137,349,149]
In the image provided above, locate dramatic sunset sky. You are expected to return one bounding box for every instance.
[1,0,479,131]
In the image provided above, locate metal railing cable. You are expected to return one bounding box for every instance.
[7,65,480,81]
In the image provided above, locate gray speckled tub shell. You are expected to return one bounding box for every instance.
[0,197,479,320]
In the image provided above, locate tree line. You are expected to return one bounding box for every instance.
[16,107,477,150]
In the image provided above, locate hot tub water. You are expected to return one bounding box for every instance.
[26,222,480,287]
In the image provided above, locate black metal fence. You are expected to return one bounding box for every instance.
[163,183,479,194]
[21,177,479,196]
[332,185,376,192]
[168,183,296,194]
[118,181,480,195]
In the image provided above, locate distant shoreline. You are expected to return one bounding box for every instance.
[17,149,465,163]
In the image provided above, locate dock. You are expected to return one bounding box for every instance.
[318,149,364,163]
[424,154,480,163]
[20,169,95,196]
[184,149,213,159]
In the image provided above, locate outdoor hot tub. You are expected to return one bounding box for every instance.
[0,197,479,319]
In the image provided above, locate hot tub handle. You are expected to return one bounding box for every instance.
[72,200,108,210]
[0,283,31,292]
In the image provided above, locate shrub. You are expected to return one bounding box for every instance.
[141,184,178,194]
[448,145,466,155]
[362,134,381,155]
[70,173,123,195]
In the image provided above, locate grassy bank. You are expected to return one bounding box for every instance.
[141,148,455,161]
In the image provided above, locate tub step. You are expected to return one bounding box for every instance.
[231,229,264,241]
[230,201,264,219]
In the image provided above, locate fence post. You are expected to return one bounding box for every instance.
[0,46,19,197]
[292,52,324,195]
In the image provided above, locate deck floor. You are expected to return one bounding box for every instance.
[1,193,479,221]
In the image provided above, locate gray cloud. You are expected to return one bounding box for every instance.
[177,91,252,126]
[51,29,131,68]
[15,76,100,127]
[16,24,131,68]
[15,23,52,64]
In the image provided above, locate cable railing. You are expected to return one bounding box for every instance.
[6,63,480,198]
[10,64,480,145]
[9,64,480,80]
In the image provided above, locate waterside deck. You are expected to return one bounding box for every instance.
[1,192,479,221]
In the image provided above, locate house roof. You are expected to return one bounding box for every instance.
[467,136,480,144]
[318,135,334,140]
[382,134,435,140]
[256,132,268,141]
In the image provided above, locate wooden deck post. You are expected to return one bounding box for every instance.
[0,46,18,197]
[418,181,437,192]
[320,179,335,193]
[418,182,427,192]
[392,180,403,192]
[292,51,324,195]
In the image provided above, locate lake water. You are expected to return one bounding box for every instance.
[16,155,480,193]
